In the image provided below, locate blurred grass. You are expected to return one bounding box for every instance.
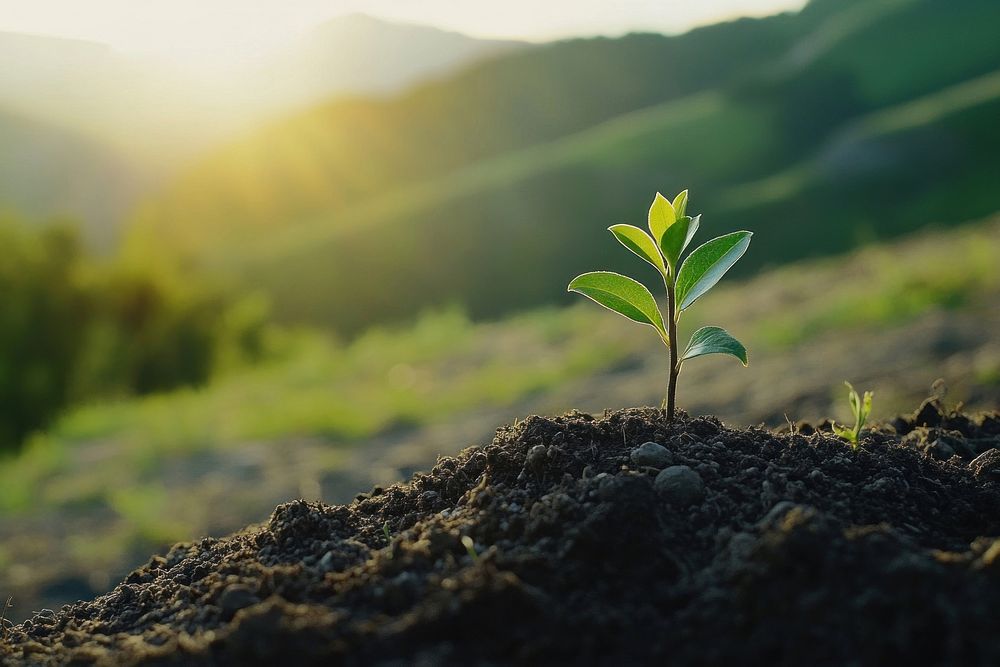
[0,305,636,513]
[755,227,1000,346]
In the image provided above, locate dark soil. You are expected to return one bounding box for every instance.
[4,398,1000,666]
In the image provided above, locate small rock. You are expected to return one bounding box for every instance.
[218,585,258,617]
[928,438,955,460]
[654,466,705,506]
[971,449,1000,481]
[902,428,971,460]
[631,442,673,469]
[526,444,547,470]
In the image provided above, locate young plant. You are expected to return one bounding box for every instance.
[461,535,480,563]
[382,521,392,545]
[568,190,751,420]
[832,381,873,448]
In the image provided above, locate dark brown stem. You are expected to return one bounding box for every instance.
[665,276,679,421]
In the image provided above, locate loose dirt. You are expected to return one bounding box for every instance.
[4,398,1000,665]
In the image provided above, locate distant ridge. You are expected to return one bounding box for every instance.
[127,0,1000,332]
[0,16,529,237]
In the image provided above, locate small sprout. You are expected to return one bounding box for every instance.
[461,535,480,563]
[833,381,873,448]
[784,413,798,435]
[382,521,392,545]
[568,189,751,420]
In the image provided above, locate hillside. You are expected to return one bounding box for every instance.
[0,108,147,247]
[248,14,525,101]
[127,0,1000,333]
[128,13,801,253]
[6,404,1000,664]
[3,213,998,619]
[0,20,521,162]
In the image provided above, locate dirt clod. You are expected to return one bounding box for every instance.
[630,441,673,469]
[4,406,1000,666]
[654,465,705,505]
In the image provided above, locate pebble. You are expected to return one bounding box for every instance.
[630,442,673,469]
[970,449,1000,480]
[526,444,547,469]
[654,465,705,506]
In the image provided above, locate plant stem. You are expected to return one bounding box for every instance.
[665,275,679,421]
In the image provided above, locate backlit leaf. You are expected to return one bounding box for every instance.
[675,231,752,310]
[568,271,665,336]
[609,225,666,275]
[658,214,700,272]
[672,190,689,218]
[681,326,748,365]
[647,192,676,244]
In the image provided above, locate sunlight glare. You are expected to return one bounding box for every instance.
[0,0,806,70]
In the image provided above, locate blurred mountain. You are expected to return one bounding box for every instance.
[0,18,523,161]
[0,31,180,164]
[126,0,1000,333]
[0,17,526,240]
[130,14,800,250]
[248,14,525,101]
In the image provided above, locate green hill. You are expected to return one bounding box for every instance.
[128,14,802,255]
[129,0,1000,332]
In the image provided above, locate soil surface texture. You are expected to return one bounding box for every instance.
[4,398,1000,666]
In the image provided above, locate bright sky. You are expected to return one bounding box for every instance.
[0,0,806,65]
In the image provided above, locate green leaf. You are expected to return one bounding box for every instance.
[672,190,689,218]
[675,231,752,311]
[647,192,676,244]
[847,383,860,417]
[658,214,700,272]
[608,224,666,276]
[681,326,748,365]
[568,271,665,336]
[832,424,857,444]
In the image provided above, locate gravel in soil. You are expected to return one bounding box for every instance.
[4,398,1000,666]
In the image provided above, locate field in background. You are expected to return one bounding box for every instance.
[2,214,998,620]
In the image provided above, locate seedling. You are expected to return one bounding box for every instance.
[568,190,751,420]
[382,521,392,545]
[461,535,480,563]
[832,381,873,448]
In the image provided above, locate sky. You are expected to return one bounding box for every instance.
[0,0,806,65]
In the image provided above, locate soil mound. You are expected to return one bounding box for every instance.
[4,400,1000,665]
